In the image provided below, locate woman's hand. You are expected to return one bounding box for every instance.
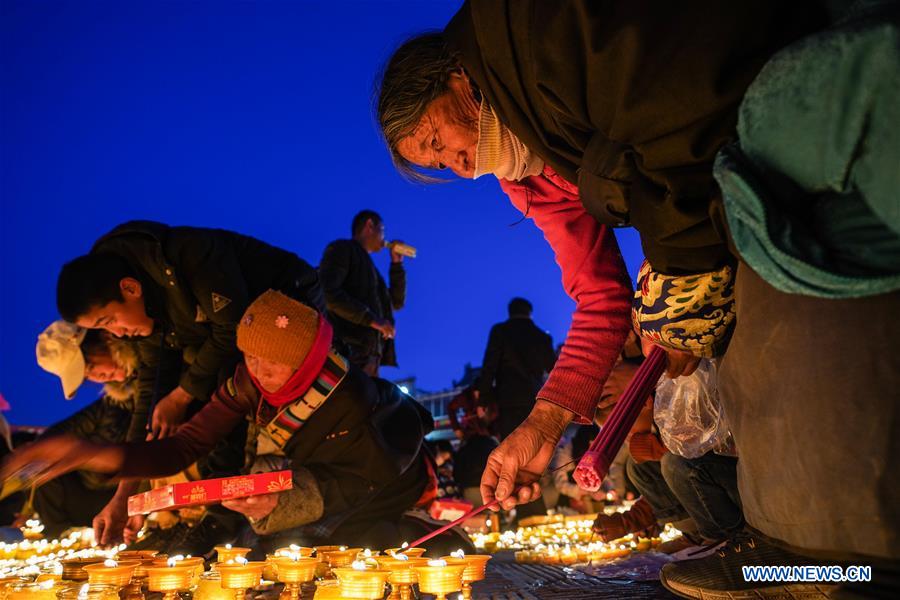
[480,400,573,510]
[221,494,279,522]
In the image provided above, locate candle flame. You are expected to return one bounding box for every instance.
[103,559,118,567]
[427,559,447,567]
[167,557,178,567]
[289,544,300,551]
[78,583,90,599]
[235,556,248,565]
[400,542,409,549]
[451,549,465,559]
[351,560,368,571]
[339,546,346,552]
[394,553,408,561]
[225,543,232,550]
[362,549,372,557]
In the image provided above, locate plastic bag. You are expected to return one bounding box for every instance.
[653,358,735,458]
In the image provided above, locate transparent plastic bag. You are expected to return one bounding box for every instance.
[653,358,736,458]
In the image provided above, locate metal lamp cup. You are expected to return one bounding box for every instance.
[332,566,391,600]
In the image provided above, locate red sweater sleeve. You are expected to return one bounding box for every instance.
[119,376,253,479]
[499,168,632,422]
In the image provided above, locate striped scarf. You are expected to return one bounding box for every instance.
[255,351,349,456]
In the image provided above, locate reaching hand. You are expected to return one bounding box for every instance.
[221,494,279,522]
[370,318,396,340]
[480,400,573,510]
[150,387,192,439]
[93,496,130,547]
[123,515,146,545]
[0,434,109,486]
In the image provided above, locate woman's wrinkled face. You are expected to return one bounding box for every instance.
[244,353,296,393]
[396,72,480,179]
[84,350,128,383]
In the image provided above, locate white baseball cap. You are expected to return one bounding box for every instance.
[36,320,88,399]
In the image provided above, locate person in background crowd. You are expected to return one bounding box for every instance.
[2,291,470,554]
[33,322,143,542]
[476,298,556,440]
[427,439,461,501]
[375,1,826,527]
[319,210,407,377]
[447,386,498,508]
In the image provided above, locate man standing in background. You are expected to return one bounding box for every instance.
[477,298,556,440]
[319,210,407,376]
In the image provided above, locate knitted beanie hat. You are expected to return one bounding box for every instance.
[236,290,319,368]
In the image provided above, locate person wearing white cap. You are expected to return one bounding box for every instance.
[34,321,142,543]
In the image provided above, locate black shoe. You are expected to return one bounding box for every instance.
[156,514,237,557]
[126,522,191,552]
[659,533,837,599]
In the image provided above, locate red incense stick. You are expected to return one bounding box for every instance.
[573,345,666,491]
[404,500,500,549]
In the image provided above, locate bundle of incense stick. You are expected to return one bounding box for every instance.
[573,346,666,491]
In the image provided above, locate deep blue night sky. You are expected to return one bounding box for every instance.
[0,0,644,426]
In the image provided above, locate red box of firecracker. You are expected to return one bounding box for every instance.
[127,470,293,516]
[428,498,473,522]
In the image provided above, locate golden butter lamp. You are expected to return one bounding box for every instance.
[145,562,195,600]
[5,580,59,600]
[83,560,141,588]
[60,557,106,582]
[375,555,428,600]
[214,545,251,564]
[271,555,319,600]
[216,560,265,600]
[384,547,426,558]
[193,571,234,600]
[55,583,120,599]
[442,553,491,600]
[333,562,391,600]
[413,560,466,600]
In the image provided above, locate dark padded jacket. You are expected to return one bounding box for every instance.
[444,0,827,274]
[92,221,323,440]
[477,317,556,407]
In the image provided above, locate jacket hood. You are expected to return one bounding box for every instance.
[101,336,138,405]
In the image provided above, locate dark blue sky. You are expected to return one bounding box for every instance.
[0,0,644,426]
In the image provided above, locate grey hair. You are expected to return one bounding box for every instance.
[375,32,462,183]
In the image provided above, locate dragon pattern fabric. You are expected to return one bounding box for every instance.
[631,261,735,358]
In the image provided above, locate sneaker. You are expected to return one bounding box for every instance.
[656,532,710,556]
[592,497,660,541]
[659,533,836,599]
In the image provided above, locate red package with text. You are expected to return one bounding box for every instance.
[127,470,293,516]
[428,498,473,522]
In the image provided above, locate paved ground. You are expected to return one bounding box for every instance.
[250,552,681,599]
[469,553,679,600]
